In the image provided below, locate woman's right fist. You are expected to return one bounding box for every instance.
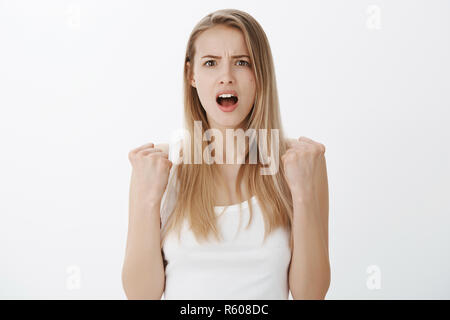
[128,142,173,207]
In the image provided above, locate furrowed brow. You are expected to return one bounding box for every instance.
[200,55,250,59]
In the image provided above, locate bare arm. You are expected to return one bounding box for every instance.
[122,201,165,300]
[121,143,171,300]
[283,137,330,299]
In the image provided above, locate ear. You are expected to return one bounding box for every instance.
[186,61,196,88]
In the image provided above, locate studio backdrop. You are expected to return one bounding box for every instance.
[0,0,449,299]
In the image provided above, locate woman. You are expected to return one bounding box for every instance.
[122,8,330,300]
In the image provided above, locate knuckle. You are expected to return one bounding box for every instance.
[128,151,137,162]
[147,153,158,160]
[136,150,145,157]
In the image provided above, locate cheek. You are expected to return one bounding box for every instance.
[247,74,256,91]
[247,77,256,102]
[195,79,212,102]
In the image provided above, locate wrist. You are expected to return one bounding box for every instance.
[145,199,162,209]
[132,192,162,208]
[131,199,162,217]
[291,191,317,207]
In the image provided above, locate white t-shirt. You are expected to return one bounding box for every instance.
[159,139,292,300]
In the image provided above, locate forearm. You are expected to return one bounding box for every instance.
[122,201,165,300]
[289,198,330,300]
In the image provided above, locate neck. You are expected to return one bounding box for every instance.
[206,115,249,165]
[208,126,245,165]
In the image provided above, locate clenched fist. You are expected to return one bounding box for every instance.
[281,136,326,201]
[128,142,173,213]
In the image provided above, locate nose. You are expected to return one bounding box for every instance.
[219,60,235,84]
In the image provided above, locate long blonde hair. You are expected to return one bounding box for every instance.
[160,8,294,251]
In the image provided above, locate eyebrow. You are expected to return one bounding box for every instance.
[200,55,250,59]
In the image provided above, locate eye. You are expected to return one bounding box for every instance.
[237,60,250,66]
[204,60,250,67]
[204,60,216,67]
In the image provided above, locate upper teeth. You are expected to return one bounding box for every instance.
[219,93,235,98]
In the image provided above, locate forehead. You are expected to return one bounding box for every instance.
[195,25,249,57]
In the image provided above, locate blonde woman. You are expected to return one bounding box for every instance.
[122,9,330,300]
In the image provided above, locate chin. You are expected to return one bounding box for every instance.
[216,120,241,128]
[206,109,247,129]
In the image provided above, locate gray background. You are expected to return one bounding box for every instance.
[0,0,449,299]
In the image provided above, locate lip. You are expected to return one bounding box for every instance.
[215,89,238,100]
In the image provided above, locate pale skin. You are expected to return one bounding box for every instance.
[123,25,330,299]
[186,25,256,204]
[283,137,330,299]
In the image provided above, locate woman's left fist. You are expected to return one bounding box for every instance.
[281,136,326,198]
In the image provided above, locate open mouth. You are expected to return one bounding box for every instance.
[216,93,239,107]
